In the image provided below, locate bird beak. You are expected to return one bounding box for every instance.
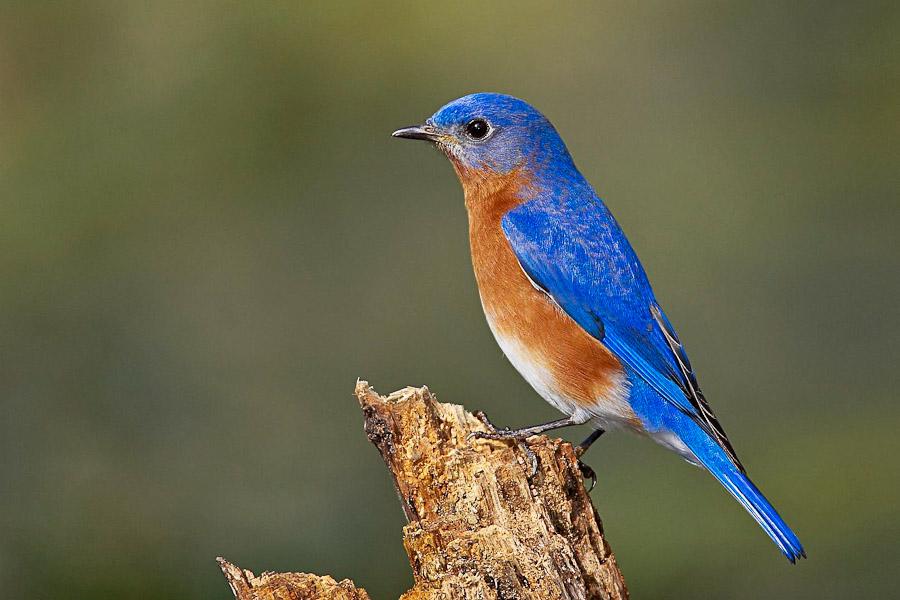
[391,124,439,142]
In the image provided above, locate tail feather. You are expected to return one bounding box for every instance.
[697,452,806,562]
[631,377,805,561]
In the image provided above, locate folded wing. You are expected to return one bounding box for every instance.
[502,198,743,470]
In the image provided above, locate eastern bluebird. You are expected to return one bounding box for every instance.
[393,93,805,562]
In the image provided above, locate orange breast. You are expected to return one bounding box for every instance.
[460,168,638,428]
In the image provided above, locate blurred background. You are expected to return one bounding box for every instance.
[1,2,898,598]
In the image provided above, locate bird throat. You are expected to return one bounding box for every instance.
[456,165,531,218]
[459,165,532,302]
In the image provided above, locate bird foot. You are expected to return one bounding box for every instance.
[573,442,597,492]
[576,460,597,493]
[469,411,539,478]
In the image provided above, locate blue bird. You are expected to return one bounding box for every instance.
[393,93,805,562]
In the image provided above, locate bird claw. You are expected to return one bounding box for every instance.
[577,460,597,493]
[469,411,539,478]
[472,410,498,431]
[468,429,513,441]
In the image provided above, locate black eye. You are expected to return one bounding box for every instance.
[465,119,490,140]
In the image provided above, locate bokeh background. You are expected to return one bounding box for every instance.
[2,2,898,598]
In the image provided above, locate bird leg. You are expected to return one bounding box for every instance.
[469,414,592,478]
[574,428,605,492]
[470,415,586,440]
[576,428,605,456]
[470,410,539,477]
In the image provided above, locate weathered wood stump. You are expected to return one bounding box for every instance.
[218,558,370,600]
[219,381,628,600]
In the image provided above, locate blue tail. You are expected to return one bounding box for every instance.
[627,375,805,561]
[693,443,806,562]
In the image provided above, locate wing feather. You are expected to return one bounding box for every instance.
[502,201,743,470]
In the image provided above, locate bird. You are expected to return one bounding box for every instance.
[392,93,805,563]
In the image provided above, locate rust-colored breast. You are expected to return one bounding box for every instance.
[462,170,638,427]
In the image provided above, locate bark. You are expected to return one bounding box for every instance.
[219,381,628,600]
[218,558,370,600]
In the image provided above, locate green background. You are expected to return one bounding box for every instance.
[2,2,897,598]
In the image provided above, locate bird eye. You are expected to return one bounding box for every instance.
[464,119,490,140]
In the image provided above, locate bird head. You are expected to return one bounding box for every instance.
[393,93,576,186]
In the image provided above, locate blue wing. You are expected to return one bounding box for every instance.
[502,195,743,470]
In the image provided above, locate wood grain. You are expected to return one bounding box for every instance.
[219,381,628,600]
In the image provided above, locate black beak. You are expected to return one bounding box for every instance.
[391,125,439,141]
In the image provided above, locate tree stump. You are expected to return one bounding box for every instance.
[219,381,628,600]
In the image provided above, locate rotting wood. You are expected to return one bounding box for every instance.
[219,381,628,600]
[218,557,370,600]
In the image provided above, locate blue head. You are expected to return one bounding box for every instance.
[393,93,577,179]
